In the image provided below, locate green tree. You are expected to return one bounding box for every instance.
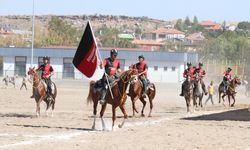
[184,16,191,26]
[193,16,198,25]
[238,21,250,30]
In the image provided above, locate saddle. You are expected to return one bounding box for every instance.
[138,79,154,91]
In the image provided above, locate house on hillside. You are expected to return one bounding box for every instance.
[142,28,185,42]
[199,20,222,31]
[186,32,205,44]
[132,40,164,51]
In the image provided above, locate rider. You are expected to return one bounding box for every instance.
[99,49,121,104]
[135,55,149,98]
[180,62,196,96]
[30,56,54,99]
[196,62,208,95]
[222,67,232,92]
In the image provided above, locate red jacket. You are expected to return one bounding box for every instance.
[223,71,232,81]
[103,58,120,76]
[135,62,148,78]
[37,64,54,79]
[197,67,206,79]
[183,67,196,81]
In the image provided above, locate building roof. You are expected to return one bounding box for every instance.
[186,32,205,41]
[0,47,198,63]
[152,28,185,35]
[206,24,223,31]
[199,20,217,26]
[132,40,164,46]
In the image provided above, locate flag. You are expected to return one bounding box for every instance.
[73,21,98,78]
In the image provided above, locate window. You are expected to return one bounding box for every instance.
[15,56,26,76]
[172,66,176,71]
[63,57,74,79]
[159,34,166,38]
[164,66,168,71]
[154,66,158,71]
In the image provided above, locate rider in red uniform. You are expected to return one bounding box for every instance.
[196,62,208,95]
[135,55,149,98]
[99,49,121,104]
[30,56,54,99]
[222,67,232,92]
[180,62,196,96]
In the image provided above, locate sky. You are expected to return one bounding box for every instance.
[0,0,250,22]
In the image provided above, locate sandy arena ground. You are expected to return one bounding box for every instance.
[0,79,250,150]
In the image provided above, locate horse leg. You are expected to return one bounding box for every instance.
[45,101,49,117]
[111,105,116,131]
[218,92,221,103]
[185,97,190,113]
[131,99,137,117]
[231,95,236,107]
[92,101,98,130]
[118,104,128,128]
[100,103,107,131]
[148,98,153,117]
[140,97,146,117]
[228,95,231,107]
[36,97,44,117]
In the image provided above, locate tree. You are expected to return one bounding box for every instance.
[238,21,250,30]
[193,16,198,25]
[184,16,191,26]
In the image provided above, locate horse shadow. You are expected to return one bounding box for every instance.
[6,123,93,131]
[182,108,250,121]
[0,113,33,118]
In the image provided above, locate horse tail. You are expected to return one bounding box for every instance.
[151,83,156,100]
[87,80,95,105]
[52,82,57,99]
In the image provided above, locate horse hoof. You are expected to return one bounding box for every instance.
[141,114,145,117]
[148,115,152,118]
[230,104,234,107]
[118,124,123,128]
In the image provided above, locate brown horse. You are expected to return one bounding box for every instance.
[128,75,156,117]
[183,76,194,113]
[218,77,241,107]
[27,67,57,117]
[87,69,138,131]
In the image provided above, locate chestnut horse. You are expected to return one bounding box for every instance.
[128,75,156,117]
[87,69,137,131]
[27,67,57,117]
[218,77,241,107]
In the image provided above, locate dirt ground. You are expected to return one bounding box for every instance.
[0,79,250,150]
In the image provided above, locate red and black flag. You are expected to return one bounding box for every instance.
[73,21,98,78]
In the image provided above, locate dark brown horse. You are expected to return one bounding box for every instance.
[218,77,241,107]
[27,67,57,117]
[128,75,156,117]
[183,76,194,113]
[87,69,138,131]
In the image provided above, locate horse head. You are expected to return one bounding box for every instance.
[232,76,241,86]
[27,67,36,76]
[120,69,138,83]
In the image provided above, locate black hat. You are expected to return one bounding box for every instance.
[138,55,145,60]
[198,62,203,66]
[227,67,232,71]
[43,56,49,60]
[110,49,118,55]
[187,62,192,66]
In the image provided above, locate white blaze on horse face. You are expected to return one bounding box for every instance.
[130,75,138,84]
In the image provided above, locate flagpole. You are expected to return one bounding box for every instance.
[88,21,114,99]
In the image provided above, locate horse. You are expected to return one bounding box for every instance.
[182,76,194,113]
[128,75,156,117]
[27,67,57,117]
[218,77,241,107]
[86,69,138,131]
[193,73,204,109]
